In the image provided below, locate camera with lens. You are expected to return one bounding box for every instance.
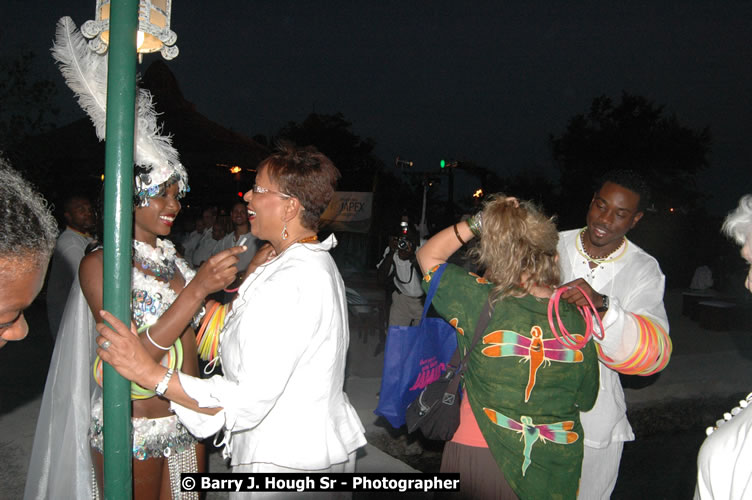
[396,236,411,251]
[395,220,412,251]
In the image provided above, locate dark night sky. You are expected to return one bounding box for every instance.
[3,1,751,214]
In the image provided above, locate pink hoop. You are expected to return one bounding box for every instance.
[548,285,606,350]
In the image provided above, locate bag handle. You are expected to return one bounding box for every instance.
[420,263,448,323]
[442,297,494,397]
[448,297,494,374]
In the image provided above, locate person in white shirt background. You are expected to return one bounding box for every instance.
[376,216,425,328]
[181,214,205,264]
[46,194,96,338]
[191,205,219,267]
[212,201,259,279]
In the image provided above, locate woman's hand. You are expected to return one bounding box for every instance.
[191,246,247,297]
[96,310,164,389]
[243,243,277,278]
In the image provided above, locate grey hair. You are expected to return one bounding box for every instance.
[0,158,58,267]
[722,195,752,246]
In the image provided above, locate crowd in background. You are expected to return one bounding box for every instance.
[4,147,752,499]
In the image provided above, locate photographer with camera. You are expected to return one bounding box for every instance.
[376,217,425,337]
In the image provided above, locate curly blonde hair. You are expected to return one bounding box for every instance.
[466,194,560,302]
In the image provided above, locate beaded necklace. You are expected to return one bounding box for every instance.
[132,239,177,281]
[576,227,628,266]
[298,235,319,244]
[276,234,319,255]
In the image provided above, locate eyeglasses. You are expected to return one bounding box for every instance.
[251,184,292,199]
[250,184,305,210]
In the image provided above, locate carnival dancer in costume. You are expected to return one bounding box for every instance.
[24,18,244,500]
[557,169,671,499]
[96,144,367,499]
[415,195,600,499]
[695,194,752,499]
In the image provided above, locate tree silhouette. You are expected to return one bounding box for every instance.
[275,112,416,267]
[550,92,711,227]
[550,93,720,287]
[276,112,385,192]
[0,52,59,181]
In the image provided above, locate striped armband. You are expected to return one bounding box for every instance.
[596,313,671,376]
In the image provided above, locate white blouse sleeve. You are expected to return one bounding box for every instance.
[171,266,326,437]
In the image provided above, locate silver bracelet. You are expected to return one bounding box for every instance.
[145,327,171,351]
[155,368,174,397]
[467,212,483,238]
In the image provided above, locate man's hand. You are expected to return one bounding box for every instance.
[559,278,605,310]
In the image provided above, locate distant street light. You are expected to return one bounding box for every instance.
[439,159,458,169]
[473,188,484,199]
[83,0,179,60]
[229,166,242,174]
[395,156,414,168]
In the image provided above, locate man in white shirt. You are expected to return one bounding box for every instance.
[181,216,205,264]
[377,220,424,328]
[191,206,218,267]
[557,170,669,499]
[46,195,96,338]
[212,201,258,277]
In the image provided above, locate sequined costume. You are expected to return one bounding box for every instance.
[27,16,199,499]
[25,239,202,500]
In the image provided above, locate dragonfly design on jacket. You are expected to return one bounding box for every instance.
[481,326,584,402]
[484,408,579,476]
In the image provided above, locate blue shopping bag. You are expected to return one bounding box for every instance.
[374,263,458,428]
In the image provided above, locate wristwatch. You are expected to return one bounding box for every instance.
[155,368,174,397]
[597,294,610,313]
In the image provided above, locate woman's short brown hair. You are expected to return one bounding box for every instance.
[259,142,341,231]
[466,194,560,301]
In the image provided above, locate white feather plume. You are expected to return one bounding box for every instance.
[51,16,188,197]
[52,16,108,140]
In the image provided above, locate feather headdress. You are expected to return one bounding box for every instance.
[52,16,189,204]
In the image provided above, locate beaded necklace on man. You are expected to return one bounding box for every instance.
[133,239,177,281]
[577,227,628,267]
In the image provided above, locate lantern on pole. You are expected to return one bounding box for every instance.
[82,0,178,60]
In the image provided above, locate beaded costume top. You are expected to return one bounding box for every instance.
[131,238,201,329]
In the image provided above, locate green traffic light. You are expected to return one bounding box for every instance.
[440,159,445,169]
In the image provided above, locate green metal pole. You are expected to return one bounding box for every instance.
[102,0,139,498]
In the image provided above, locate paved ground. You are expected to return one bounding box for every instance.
[3,270,752,499]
